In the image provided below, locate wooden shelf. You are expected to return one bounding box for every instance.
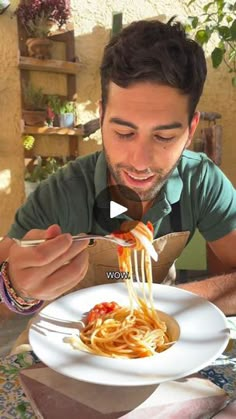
[19,56,81,75]
[17,23,81,157]
[24,126,84,136]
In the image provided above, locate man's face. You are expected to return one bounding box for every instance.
[100,82,199,202]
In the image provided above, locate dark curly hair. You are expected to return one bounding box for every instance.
[100,18,207,123]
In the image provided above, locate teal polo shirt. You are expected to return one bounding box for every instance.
[8,150,236,242]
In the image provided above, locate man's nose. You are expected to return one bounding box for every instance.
[129,141,153,171]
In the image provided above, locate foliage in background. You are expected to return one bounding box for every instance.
[23,136,67,183]
[185,0,236,86]
[22,135,35,150]
[24,157,66,182]
[58,100,75,114]
[47,94,62,114]
[47,95,75,114]
[22,81,47,110]
[15,0,71,38]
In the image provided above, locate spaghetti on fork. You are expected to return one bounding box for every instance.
[64,221,172,358]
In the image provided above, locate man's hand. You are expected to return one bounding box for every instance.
[8,225,89,301]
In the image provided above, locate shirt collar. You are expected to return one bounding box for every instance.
[142,166,183,224]
[164,166,183,205]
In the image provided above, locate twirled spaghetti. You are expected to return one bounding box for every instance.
[65,221,172,358]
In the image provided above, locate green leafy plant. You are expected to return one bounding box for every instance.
[59,100,75,114]
[22,82,47,110]
[24,157,65,182]
[47,94,62,114]
[46,96,76,126]
[185,0,236,86]
[46,96,76,114]
[25,12,54,38]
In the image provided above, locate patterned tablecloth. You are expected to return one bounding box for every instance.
[1,317,236,418]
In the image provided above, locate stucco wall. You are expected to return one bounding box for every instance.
[71,0,236,183]
[0,0,235,237]
[0,0,25,237]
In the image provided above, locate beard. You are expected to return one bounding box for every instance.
[103,145,181,202]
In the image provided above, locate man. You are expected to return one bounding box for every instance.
[0,18,236,332]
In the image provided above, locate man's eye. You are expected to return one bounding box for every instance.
[154,135,175,142]
[115,132,134,139]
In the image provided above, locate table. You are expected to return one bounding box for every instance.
[1,317,236,418]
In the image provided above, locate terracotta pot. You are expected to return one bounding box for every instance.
[22,110,47,126]
[26,38,53,59]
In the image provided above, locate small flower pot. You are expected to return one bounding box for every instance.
[22,110,47,126]
[26,38,53,59]
[59,113,74,128]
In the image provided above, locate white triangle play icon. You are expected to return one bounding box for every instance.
[110,201,127,218]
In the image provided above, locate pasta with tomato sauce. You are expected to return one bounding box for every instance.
[64,221,172,358]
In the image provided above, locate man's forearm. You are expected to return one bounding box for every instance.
[177,272,236,315]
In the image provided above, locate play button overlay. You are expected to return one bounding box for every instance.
[110,201,127,218]
[93,184,143,234]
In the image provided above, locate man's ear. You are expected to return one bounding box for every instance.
[186,111,200,148]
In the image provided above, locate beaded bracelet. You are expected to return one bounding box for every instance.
[0,261,43,315]
[1,261,41,306]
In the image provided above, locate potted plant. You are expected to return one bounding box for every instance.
[22,136,60,194]
[14,0,71,59]
[185,0,236,87]
[47,94,62,126]
[24,156,66,196]
[22,81,47,126]
[58,100,75,127]
[45,95,77,128]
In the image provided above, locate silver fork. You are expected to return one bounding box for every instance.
[13,234,134,248]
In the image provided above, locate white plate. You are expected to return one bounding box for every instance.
[29,283,230,387]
